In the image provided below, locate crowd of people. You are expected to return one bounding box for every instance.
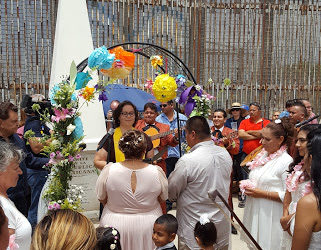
[0,96,320,250]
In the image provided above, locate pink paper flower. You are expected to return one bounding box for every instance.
[246,145,287,170]
[144,79,154,91]
[9,234,19,250]
[286,161,305,192]
[239,179,256,198]
[302,182,312,196]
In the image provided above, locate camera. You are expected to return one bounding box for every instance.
[21,94,52,117]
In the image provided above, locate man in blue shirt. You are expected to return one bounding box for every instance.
[0,102,48,220]
[156,100,187,177]
[156,100,187,211]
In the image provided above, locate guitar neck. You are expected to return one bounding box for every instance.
[150,129,176,141]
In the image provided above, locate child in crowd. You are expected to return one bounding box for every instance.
[194,214,217,250]
[96,226,121,250]
[152,214,178,250]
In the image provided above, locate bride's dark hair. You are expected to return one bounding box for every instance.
[307,127,321,211]
[118,130,147,159]
[266,117,294,149]
[288,124,319,173]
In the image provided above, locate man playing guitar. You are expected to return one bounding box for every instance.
[211,108,240,234]
[135,102,179,174]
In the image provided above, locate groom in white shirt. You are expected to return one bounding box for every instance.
[168,116,232,250]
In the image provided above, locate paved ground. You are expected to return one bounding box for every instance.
[168,195,249,249]
[93,195,250,249]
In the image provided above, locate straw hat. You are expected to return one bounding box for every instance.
[227,102,247,115]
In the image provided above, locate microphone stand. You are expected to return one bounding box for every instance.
[175,102,182,157]
[295,114,320,128]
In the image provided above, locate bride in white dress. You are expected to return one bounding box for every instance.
[292,128,321,250]
[241,118,294,250]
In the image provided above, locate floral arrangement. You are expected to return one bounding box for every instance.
[24,44,128,210]
[189,87,214,118]
[24,62,91,210]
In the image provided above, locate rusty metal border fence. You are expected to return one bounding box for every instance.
[1,0,320,118]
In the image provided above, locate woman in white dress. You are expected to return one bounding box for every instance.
[0,142,32,250]
[292,127,321,250]
[96,130,167,250]
[241,118,294,250]
[280,124,319,248]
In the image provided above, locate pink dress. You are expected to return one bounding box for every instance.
[96,162,168,250]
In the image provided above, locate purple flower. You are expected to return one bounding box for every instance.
[68,155,74,162]
[98,91,108,102]
[50,152,56,159]
[75,154,81,159]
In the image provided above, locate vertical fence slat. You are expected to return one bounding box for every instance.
[0,0,320,116]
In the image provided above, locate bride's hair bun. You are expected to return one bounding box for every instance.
[118,130,147,159]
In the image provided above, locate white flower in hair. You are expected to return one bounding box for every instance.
[275,119,282,124]
[112,229,117,236]
[199,213,210,225]
[110,244,116,250]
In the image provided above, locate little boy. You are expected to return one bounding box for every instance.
[152,214,178,250]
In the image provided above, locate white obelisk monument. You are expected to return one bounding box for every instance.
[49,0,105,217]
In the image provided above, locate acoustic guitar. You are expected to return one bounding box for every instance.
[144,127,182,148]
[240,145,263,170]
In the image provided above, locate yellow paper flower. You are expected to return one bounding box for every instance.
[81,86,95,101]
[150,55,163,68]
[152,74,177,102]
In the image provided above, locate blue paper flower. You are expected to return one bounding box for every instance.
[75,71,92,90]
[71,93,77,102]
[72,117,84,140]
[88,46,115,70]
[49,84,61,105]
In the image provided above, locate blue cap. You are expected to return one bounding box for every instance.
[241,104,249,111]
[279,110,289,118]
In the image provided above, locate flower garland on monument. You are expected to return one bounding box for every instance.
[24,46,130,211]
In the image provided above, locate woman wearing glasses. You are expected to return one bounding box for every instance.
[96,130,167,250]
[94,101,154,169]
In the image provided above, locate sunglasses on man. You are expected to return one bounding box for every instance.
[160,104,168,108]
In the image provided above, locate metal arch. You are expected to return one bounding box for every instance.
[75,42,197,85]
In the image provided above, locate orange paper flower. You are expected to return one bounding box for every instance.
[81,86,95,101]
[150,55,163,68]
[109,46,135,69]
[100,66,132,79]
